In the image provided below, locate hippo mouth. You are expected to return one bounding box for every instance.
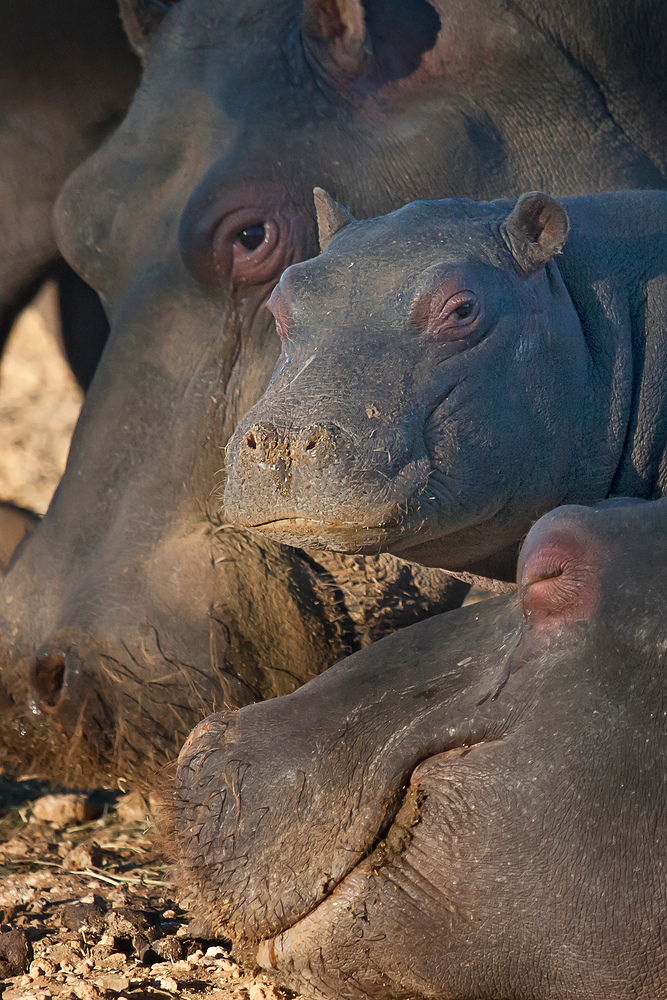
[253,776,425,969]
[250,516,388,533]
[175,595,523,976]
[246,515,400,550]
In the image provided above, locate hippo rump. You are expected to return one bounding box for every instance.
[176,496,667,1000]
[0,0,139,389]
[2,0,667,783]
[225,188,667,583]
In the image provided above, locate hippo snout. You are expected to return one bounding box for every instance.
[175,595,520,946]
[229,419,352,501]
[224,398,431,552]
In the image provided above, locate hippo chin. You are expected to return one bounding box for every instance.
[225,189,667,580]
[176,496,667,1000]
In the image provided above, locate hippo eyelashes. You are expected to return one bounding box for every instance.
[179,183,303,290]
[422,288,480,340]
[410,273,481,342]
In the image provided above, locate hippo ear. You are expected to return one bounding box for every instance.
[313,188,357,251]
[501,192,570,276]
[118,0,176,59]
[302,0,370,76]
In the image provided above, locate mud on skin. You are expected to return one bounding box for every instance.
[225,188,667,581]
[1,0,667,781]
[176,497,667,1000]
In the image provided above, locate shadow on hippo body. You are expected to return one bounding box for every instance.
[176,496,667,1000]
[225,188,667,580]
[1,0,667,781]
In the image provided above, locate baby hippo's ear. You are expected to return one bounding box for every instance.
[501,192,569,276]
[313,188,356,251]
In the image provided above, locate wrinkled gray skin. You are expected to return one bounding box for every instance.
[226,189,667,581]
[176,496,667,1000]
[0,0,139,384]
[1,0,666,782]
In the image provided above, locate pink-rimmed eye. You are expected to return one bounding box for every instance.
[427,289,480,340]
[179,182,305,292]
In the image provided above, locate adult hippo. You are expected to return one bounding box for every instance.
[176,496,667,1000]
[1,0,666,782]
[0,0,139,388]
[225,188,667,581]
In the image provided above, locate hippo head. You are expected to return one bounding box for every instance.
[176,496,667,998]
[225,189,602,577]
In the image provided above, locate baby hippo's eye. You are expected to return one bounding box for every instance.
[428,289,480,340]
[453,301,473,320]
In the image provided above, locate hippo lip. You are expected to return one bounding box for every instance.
[254,780,424,966]
[249,516,389,533]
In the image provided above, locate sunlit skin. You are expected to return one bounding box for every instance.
[177,497,667,1000]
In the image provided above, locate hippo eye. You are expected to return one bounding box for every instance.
[236,224,266,252]
[179,182,304,290]
[427,289,480,340]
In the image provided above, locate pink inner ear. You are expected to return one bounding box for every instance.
[518,528,600,625]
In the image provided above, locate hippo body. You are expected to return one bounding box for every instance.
[0,0,139,387]
[226,189,667,581]
[2,0,667,779]
[176,497,667,999]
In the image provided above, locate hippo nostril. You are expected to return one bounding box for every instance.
[303,429,322,452]
[246,432,257,450]
[32,654,66,711]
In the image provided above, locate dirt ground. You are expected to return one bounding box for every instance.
[0,777,296,1000]
[0,303,294,999]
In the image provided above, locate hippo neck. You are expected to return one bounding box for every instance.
[558,191,667,503]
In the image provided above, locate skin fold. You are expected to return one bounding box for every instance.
[1,0,666,781]
[176,497,667,1000]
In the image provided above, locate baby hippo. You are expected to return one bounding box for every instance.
[176,496,667,1000]
[224,188,667,582]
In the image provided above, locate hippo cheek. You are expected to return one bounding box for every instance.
[255,728,634,1000]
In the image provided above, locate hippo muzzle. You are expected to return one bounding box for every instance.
[176,498,667,1000]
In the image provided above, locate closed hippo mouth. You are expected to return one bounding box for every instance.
[254,774,426,967]
[245,515,400,550]
[175,594,523,967]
